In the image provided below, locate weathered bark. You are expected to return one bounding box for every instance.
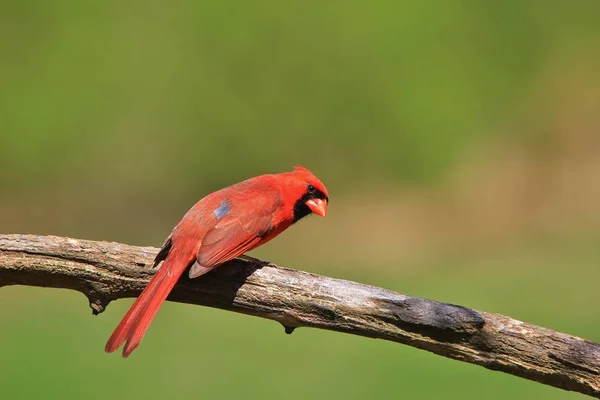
[0,234,598,397]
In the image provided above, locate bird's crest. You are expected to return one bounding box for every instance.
[293,165,311,174]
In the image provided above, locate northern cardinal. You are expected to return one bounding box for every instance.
[105,165,328,357]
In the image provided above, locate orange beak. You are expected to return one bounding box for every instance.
[305,198,328,217]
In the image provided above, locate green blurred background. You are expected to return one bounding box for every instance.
[1,1,599,399]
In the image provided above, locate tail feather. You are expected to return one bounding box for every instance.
[121,271,180,357]
[104,249,195,357]
[104,268,166,353]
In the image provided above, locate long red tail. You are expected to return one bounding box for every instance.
[104,248,195,357]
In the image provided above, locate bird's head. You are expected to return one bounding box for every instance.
[283,165,329,223]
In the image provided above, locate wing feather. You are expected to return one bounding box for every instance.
[195,192,279,269]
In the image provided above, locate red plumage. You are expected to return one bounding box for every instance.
[105,166,328,357]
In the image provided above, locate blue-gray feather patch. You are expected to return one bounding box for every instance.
[213,200,231,220]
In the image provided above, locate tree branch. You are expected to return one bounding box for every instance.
[0,234,598,397]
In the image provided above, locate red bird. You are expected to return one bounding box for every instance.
[105,165,328,357]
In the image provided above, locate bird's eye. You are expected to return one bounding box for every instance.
[307,184,316,194]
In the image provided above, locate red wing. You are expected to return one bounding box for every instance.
[196,201,277,268]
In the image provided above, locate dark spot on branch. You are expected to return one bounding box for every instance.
[375,296,485,339]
